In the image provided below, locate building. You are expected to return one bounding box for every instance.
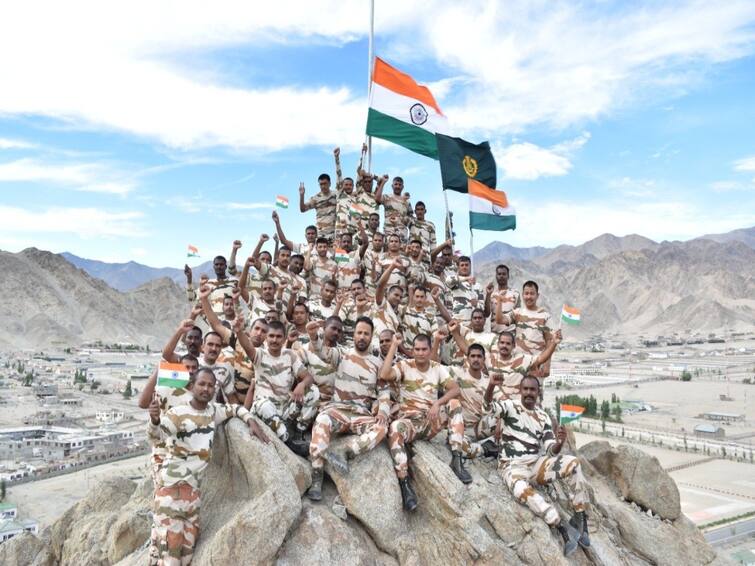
[0,504,38,543]
[96,409,125,423]
[701,412,745,423]
[694,424,725,439]
[0,426,135,462]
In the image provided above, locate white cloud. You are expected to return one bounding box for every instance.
[0,1,752,151]
[608,177,658,197]
[0,159,134,194]
[0,138,36,150]
[0,206,145,238]
[494,132,590,180]
[225,202,275,210]
[733,156,755,172]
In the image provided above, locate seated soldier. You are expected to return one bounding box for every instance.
[484,375,590,556]
[308,279,340,323]
[444,307,498,367]
[306,317,390,501]
[446,256,483,325]
[303,316,344,408]
[381,333,472,512]
[148,367,268,565]
[488,330,561,400]
[338,278,373,346]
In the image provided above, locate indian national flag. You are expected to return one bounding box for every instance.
[275,195,289,209]
[349,202,366,220]
[559,404,585,425]
[561,305,582,325]
[157,361,190,389]
[187,245,200,258]
[334,248,350,264]
[468,179,516,232]
[366,57,448,159]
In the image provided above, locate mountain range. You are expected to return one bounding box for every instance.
[2,226,753,349]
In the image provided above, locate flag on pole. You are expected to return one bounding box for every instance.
[437,134,497,193]
[275,195,289,209]
[187,245,200,258]
[561,305,582,325]
[366,57,448,159]
[348,202,366,220]
[468,179,516,232]
[334,248,350,264]
[559,404,585,425]
[157,361,190,389]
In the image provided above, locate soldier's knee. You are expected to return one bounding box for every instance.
[315,412,332,427]
[447,398,461,412]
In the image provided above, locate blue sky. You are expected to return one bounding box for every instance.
[1,0,755,268]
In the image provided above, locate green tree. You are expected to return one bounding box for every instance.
[1,479,6,501]
[611,405,623,422]
[600,400,611,420]
[122,380,133,400]
[680,370,692,382]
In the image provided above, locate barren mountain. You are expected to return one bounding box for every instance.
[477,238,755,336]
[0,248,187,350]
[696,225,755,248]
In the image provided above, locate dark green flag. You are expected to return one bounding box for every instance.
[436,133,497,193]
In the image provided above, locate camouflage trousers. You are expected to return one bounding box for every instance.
[152,482,200,566]
[309,408,387,470]
[460,413,498,459]
[251,384,320,442]
[389,399,464,478]
[500,454,589,526]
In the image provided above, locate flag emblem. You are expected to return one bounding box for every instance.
[157,361,190,389]
[463,155,478,177]
[334,248,349,264]
[275,195,289,209]
[559,404,585,425]
[410,103,428,125]
[187,245,200,258]
[561,305,582,325]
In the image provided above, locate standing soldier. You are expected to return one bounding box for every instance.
[379,176,412,242]
[300,176,337,243]
[485,265,521,334]
[408,201,436,266]
[149,368,268,565]
[446,256,483,325]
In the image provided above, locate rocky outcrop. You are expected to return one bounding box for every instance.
[5,420,731,565]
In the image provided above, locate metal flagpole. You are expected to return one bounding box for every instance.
[443,189,453,242]
[470,227,475,277]
[367,0,375,173]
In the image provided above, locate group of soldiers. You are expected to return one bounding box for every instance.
[139,147,591,565]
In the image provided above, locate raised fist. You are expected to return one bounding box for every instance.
[232,240,242,251]
[299,182,305,196]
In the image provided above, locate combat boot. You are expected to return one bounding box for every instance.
[481,439,499,458]
[325,450,349,476]
[285,428,310,458]
[569,511,590,548]
[450,451,472,484]
[556,520,581,557]
[399,477,418,512]
[307,468,323,501]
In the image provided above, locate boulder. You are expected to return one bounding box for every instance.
[580,440,681,520]
[0,531,55,566]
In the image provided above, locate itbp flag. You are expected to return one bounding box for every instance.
[561,305,582,325]
[157,361,190,389]
[468,179,516,232]
[559,404,585,425]
[366,57,448,159]
[436,133,497,193]
[187,245,200,258]
[275,195,289,209]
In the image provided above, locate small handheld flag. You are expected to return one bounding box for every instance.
[187,245,200,258]
[334,248,350,264]
[348,202,366,220]
[559,404,585,425]
[157,361,190,389]
[561,305,581,325]
[275,195,289,209]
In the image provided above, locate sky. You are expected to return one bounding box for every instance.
[1,0,755,268]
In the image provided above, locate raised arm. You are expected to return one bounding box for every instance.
[446,319,467,356]
[161,319,196,363]
[533,329,562,368]
[379,333,402,381]
[229,240,242,276]
[199,286,232,343]
[334,147,343,191]
[373,173,389,203]
[231,315,257,361]
[299,182,309,213]
[483,282,494,318]
[272,210,296,251]
[430,286,453,322]
[431,238,453,263]
[357,222,369,259]
[286,282,302,321]
[137,368,159,409]
[375,258,398,305]
[495,297,513,326]
[431,327,448,362]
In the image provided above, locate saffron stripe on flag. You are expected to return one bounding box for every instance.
[372,57,443,114]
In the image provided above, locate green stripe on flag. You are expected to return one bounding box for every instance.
[366,109,439,159]
[157,377,189,389]
[469,211,516,232]
[561,314,581,325]
[559,414,582,425]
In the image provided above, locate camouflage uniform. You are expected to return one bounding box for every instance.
[452,368,499,459]
[197,358,236,402]
[339,296,372,347]
[399,305,438,350]
[150,402,254,565]
[305,255,337,298]
[250,348,319,440]
[486,398,589,525]
[335,190,359,240]
[259,262,308,304]
[307,298,336,324]
[444,327,499,367]
[354,188,379,226]
[446,274,483,324]
[385,360,464,477]
[248,295,285,324]
[381,194,411,241]
[306,191,337,242]
[405,257,427,288]
[508,307,553,378]
[377,253,409,290]
[407,218,436,266]
[362,247,383,293]
[490,288,521,334]
[308,343,391,470]
[217,333,255,401]
[370,299,401,350]
[189,277,238,317]
[335,250,362,291]
[487,352,537,401]
[303,339,338,403]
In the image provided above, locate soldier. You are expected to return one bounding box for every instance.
[372,261,404,351]
[362,230,385,293]
[302,316,343,409]
[338,279,373,346]
[242,319,320,457]
[148,367,268,565]
[408,201,436,266]
[377,233,410,291]
[496,280,553,378]
[400,286,451,350]
[381,333,472,511]
[484,265,521,334]
[445,308,498,366]
[379,176,412,242]
[487,330,562,400]
[483,375,589,556]
[272,209,318,257]
[446,256,483,324]
[161,319,203,363]
[187,255,238,318]
[304,237,337,298]
[306,317,391,501]
[307,279,341,324]
[334,174,359,241]
[300,177,337,242]
[334,228,369,292]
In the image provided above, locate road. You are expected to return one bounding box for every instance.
[705,517,755,546]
